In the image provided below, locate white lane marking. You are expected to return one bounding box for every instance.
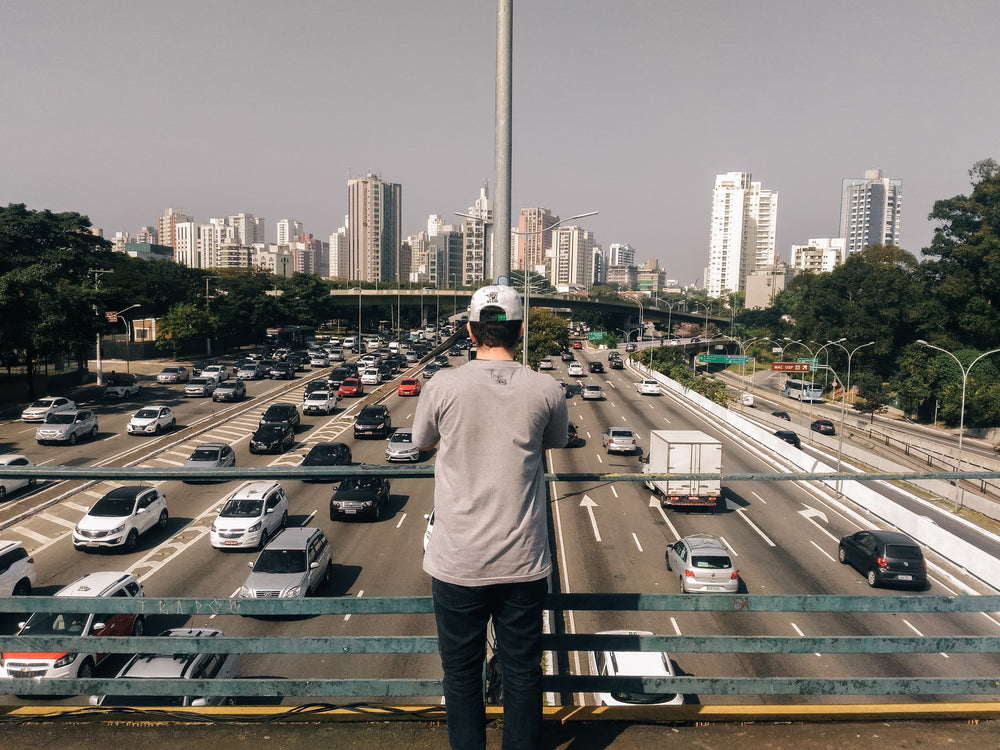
[810,540,836,562]
[38,513,77,529]
[610,485,618,499]
[596,454,603,464]
[799,507,839,543]
[670,617,682,635]
[903,619,949,658]
[649,497,681,540]
[345,590,364,622]
[736,508,776,546]
[396,512,407,529]
[63,502,89,513]
[11,525,48,543]
[632,533,643,552]
[751,491,767,505]
[718,536,738,558]
[790,622,821,657]
[580,495,602,542]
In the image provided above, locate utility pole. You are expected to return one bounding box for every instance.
[89,268,114,386]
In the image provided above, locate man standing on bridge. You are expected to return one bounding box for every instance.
[413,284,568,750]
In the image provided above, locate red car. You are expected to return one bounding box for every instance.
[338,377,364,397]
[398,378,421,397]
[572,341,583,349]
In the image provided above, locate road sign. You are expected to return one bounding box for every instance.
[104,311,118,322]
[698,354,749,365]
[588,331,606,340]
[796,358,818,366]
[772,361,811,372]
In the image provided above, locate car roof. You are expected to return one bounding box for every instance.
[122,628,226,678]
[863,529,920,546]
[266,526,324,549]
[56,571,137,598]
[680,533,729,554]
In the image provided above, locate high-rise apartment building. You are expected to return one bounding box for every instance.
[549,226,594,288]
[705,172,778,298]
[276,219,303,246]
[607,243,636,267]
[461,185,492,285]
[328,225,348,280]
[840,168,902,255]
[515,207,559,272]
[229,213,266,246]
[157,208,192,249]
[347,173,402,282]
[791,238,846,274]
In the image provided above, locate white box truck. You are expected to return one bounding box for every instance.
[642,430,722,510]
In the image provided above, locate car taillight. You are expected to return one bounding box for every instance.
[731,570,740,580]
[684,570,695,577]
[877,556,888,568]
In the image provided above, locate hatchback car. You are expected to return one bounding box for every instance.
[602,427,637,454]
[637,379,660,395]
[300,442,353,482]
[567,362,585,377]
[354,405,392,439]
[35,408,98,445]
[772,410,791,421]
[0,540,36,596]
[103,374,141,400]
[811,418,836,435]
[838,529,927,588]
[184,377,218,397]
[572,341,583,349]
[89,627,240,707]
[182,443,236,482]
[126,405,176,435]
[0,455,37,502]
[592,630,683,707]
[21,396,75,423]
[211,481,289,550]
[1,571,144,680]
[249,422,295,454]
[538,358,554,370]
[774,429,802,448]
[665,534,740,593]
[238,527,332,600]
[330,475,391,520]
[303,390,339,416]
[588,361,605,373]
[582,384,604,401]
[73,486,168,552]
[259,402,300,429]
[609,358,624,370]
[422,363,440,379]
[327,367,350,390]
[212,379,247,402]
[338,377,364,397]
[156,365,190,383]
[309,352,329,368]
[398,378,421,397]
[385,428,420,462]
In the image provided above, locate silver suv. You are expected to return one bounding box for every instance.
[238,527,332,600]
[0,540,36,596]
[35,408,99,445]
[665,534,740,593]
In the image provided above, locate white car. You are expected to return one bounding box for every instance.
[327,348,344,361]
[156,365,190,383]
[0,539,36,596]
[73,485,168,552]
[210,481,289,550]
[35,408,99,445]
[0,455,36,502]
[592,630,683,706]
[637,379,660,395]
[360,367,382,386]
[201,364,230,381]
[303,390,339,416]
[582,384,604,400]
[126,405,176,435]
[103,374,141,399]
[21,396,75,423]
[309,353,329,367]
[567,362,585,377]
[385,428,421,462]
[539,358,554,370]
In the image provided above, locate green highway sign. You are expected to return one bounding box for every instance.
[698,354,749,364]
[797,358,818,366]
[588,331,606,340]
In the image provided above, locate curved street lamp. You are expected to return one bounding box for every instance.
[826,339,874,495]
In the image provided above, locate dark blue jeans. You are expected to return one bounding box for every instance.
[432,576,548,750]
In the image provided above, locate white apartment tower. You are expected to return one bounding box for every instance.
[840,168,902,255]
[607,243,636,267]
[706,172,778,298]
[276,219,303,246]
[461,185,492,285]
[791,238,846,274]
[549,226,595,287]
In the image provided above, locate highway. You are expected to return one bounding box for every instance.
[2,343,1000,708]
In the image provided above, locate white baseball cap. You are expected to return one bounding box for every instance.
[468,285,523,322]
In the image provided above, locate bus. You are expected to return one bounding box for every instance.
[264,325,315,349]
[783,379,824,402]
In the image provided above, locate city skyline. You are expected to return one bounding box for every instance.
[3,1,998,284]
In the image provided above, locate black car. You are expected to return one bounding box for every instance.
[249,423,294,454]
[774,429,801,448]
[259,402,301,429]
[624,342,637,352]
[838,529,927,588]
[609,358,624,370]
[588,361,605,373]
[269,362,296,380]
[354,405,392,439]
[330,474,391,520]
[327,367,350,389]
[303,379,328,399]
[811,418,836,435]
[561,351,575,362]
[301,442,353,482]
[772,411,791,421]
[566,421,582,447]
[448,346,462,357]
[342,361,360,377]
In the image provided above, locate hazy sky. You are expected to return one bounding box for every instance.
[3,1,998,284]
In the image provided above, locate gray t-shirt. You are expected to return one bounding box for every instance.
[412,359,569,586]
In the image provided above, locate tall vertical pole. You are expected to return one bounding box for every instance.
[493,0,513,285]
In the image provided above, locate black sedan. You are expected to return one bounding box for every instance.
[249,423,294,454]
[269,362,296,380]
[354,405,392,439]
[301,442,353,483]
[330,475,391,520]
[810,419,836,435]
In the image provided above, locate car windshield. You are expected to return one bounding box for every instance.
[30,399,56,408]
[389,432,412,444]
[263,407,288,419]
[359,408,382,419]
[256,425,284,437]
[307,445,343,460]
[134,409,159,419]
[221,498,263,518]
[691,555,732,569]
[339,477,382,491]
[253,548,306,574]
[20,611,88,636]
[162,368,179,374]
[46,413,75,424]
[90,494,138,517]
[190,447,221,461]
[307,392,331,400]
[189,378,210,385]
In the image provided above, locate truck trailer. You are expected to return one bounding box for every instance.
[643,429,722,510]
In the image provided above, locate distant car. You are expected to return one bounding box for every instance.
[422,363,440,379]
[126,405,176,435]
[89,627,241,707]
[561,351,575,362]
[185,377,218,397]
[398,378,421,397]
[772,411,791,421]
[269,362,296,380]
[182,443,236,483]
[20,396,75,423]
[213,379,247,402]
[774,429,801,448]
[354,405,392,439]
[327,348,344,362]
[566,421,581,448]
[539,358,554,370]
[237,362,268,380]
[385,428,421,462]
[582,384,604,400]
[360,367,382,386]
[0,539,36,596]
[573,341,583,349]
[433,354,449,368]
[588,361,605,373]
[156,366,190,384]
[200,364,230,382]
[309,352,329,367]
[666,533,740,593]
[602,427,637,454]
[609,358,624,370]
[338,377,364,397]
[73,485,168,552]
[35,408,98,445]
[326,367,350,390]
[637,379,660,395]
[238,527,332,600]
[330,474,391,520]
[249,422,295,454]
[103,374,141,399]
[567,362,585,377]
[303,390,339,416]
[210,481,288,550]
[593,630,683,707]
[740,392,755,407]
[301,442,353,482]
[0,455,37,502]
[625,342,637,352]
[811,419,836,435]
[303,378,329,398]
[838,529,927,589]
[259,402,300,429]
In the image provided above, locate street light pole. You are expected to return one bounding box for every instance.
[827,339,874,496]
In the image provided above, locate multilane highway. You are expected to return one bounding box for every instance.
[1,343,999,708]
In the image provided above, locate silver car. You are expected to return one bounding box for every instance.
[665,534,740,594]
[183,443,236,483]
[35,409,98,445]
[21,396,75,423]
[385,428,420,462]
[582,384,604,400]
[238,527,332,600]
[185,377,217,397]
[156,366,190,383]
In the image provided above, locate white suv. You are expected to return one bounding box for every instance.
[0,571,144,680]
[73,486,168,552]
[211,481,289,550]
[0,540,36,596]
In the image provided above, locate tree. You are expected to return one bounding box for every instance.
[155,303,218,358]
[852,370,892,422]
[516,308,569,369]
